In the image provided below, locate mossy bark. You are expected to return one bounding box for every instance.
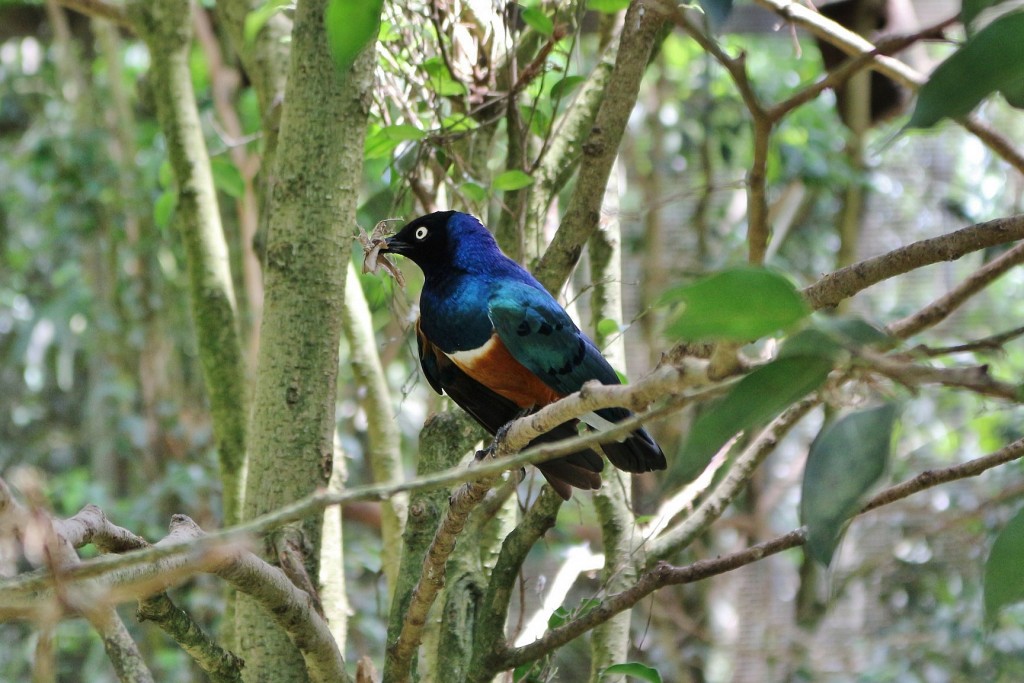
[132,0,248,526]
[234,0,374,678]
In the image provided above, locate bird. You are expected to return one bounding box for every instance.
[381,210,666,499]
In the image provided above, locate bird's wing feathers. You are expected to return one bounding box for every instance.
[488,280,618,396]
[416,320,604,499]
[488,280,667,474]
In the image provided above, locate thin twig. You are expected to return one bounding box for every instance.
[888,241,1024,338]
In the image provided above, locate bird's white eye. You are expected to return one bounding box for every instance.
[414,226,429,240]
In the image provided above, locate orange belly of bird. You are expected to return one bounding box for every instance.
[449,334,563,409]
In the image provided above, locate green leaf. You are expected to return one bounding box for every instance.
[907,11,1024,128]
[777,328,843,362]
[325,0,383,74]
[493,169,534,192]
[588,0,630,12]
[814,315,892,348]
[963,0,1014,33]
[597,317,621,338]
[210,158,245,199]
[985,507,1024,623]
[363,124,425,160]
[1001,77,1024,109]
[679,355,833,480]
[521,7,554,36]
[663,267,810,342]
[158,160,174,189]
[442,114,479,132]
[801,404,897,566]
[423,57,468,96]
[547,597,600,630]
[244,0,291,45]
[460,182,487,204]
[154,190,177,229]
[698,0,734,30]
[601,662,663,683]
[551,75,586,99]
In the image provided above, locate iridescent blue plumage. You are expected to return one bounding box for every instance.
[384,211,666,498]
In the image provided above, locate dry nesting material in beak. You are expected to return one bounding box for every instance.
[356,219,405,287]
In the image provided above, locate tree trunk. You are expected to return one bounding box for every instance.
[235,0,374,678]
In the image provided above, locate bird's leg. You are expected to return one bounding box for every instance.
[474,406,534,461]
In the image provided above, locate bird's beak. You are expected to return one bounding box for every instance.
[383,235,412,256]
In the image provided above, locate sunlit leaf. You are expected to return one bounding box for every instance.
[363,124,425,159]
[210,158,245,199]
[244,0,292,45]
[984,506,1024,623]
[521,7,554,36]
[907,11,1024,128]
[158,160,174,189]
[679,355,833,480]
[588,0,630,12]
[493,169,534,191]
[325,0,384,74]
[154,190,177,229]
[801,404,897,566]
[601,662,663,682]
[442,114,478,132]
[663,267,809,342]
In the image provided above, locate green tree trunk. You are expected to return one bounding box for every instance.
[234,0,374,678]
[131,0,249,526]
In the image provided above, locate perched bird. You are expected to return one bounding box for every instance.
[382,211,666,499]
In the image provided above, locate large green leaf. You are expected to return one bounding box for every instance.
[984,506,1024,623]
[325,0,384,74]
[801,404,898,566]
[601,662,663,682]
[907,11,1024,128]
[679,355,833,480]
[663,267,809,342]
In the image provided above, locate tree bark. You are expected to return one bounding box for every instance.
[235,0,374,678]
[131,0,249,526]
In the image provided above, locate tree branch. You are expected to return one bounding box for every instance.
[387,477,496,683]
[888,241,1024,338]
[754,0,1024,174]
[491,434,1024,671]
[492,531,807,671]
[802,214,1024,310]
[534,0,665,292]
[648,398,819,563]
[855,350,1020,401]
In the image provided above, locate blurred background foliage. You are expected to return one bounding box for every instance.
[2,0,1024,680]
